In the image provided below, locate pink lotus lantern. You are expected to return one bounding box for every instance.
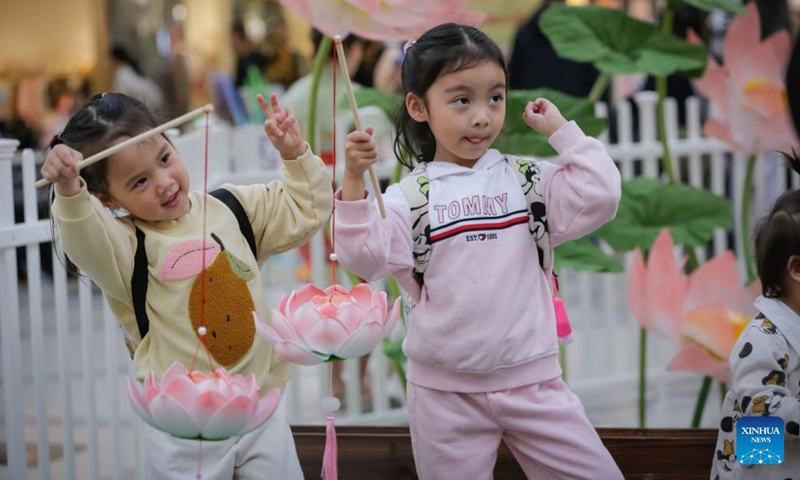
[255,283,401,365]
[255,283,400,480]
[281,0,485,41]
[127,362,280,440]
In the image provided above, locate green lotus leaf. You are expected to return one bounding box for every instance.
[595,178,731,252]
[555,237,624,273]
[540,5,707,77]
[668,0,746,14]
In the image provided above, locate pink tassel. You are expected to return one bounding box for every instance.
[322,413,338,480]
[552,275,573,345]
[554,296,573,345]
[321,396,340,480]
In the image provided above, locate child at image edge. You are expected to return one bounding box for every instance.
[334,23,624,479]
[41,92,332,480]
[710,158,800,479]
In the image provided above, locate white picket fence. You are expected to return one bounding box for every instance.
[0,92,796,479]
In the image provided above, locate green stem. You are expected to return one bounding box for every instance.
[587,72,611,104]
[639,326,647,428]
[685,248,700,271]
[720,382,728,403]
[691,376,713,428]
[655,77,677,184]
[651,5,705,427]
[390,350,407,394]
[660,5,675,39]
[384,276,408,394]
[741,156,757,284]
[655,6,696,271]
[655,7,677,185]
[640,5,692,429]
[307,36,333,153]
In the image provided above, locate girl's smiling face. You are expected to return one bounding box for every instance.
[407,61,507,167]
[103,135,191,221]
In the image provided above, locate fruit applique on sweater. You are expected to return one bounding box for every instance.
[161,233,256,367]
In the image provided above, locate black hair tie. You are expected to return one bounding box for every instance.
[49,134,63,149]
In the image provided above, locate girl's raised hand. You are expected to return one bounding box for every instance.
[258,93,307,159]
[523,98,568,138]
[344,127,377,181]
[41,144,83,197]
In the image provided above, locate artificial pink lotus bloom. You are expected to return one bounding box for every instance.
[127,362,280,440]
[629,229,689,344]
[629,229,760,383]
[693,2,798,154]
[280,0,485,41]
[255,283,401,365]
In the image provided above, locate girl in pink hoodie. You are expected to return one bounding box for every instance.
[335,23,623,480]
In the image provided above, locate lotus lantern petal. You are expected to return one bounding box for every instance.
[127,362,280,440]
[255,283,401,365]
[280,0,485,41]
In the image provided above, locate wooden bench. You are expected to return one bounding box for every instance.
[294,426,718,479]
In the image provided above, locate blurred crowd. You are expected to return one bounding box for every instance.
[1,0,798,152]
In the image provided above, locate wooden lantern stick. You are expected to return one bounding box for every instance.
[35,104,215,189]
[334,35,387,219]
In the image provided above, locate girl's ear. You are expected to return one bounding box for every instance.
[405,93,428,123]
[787,255,800,284]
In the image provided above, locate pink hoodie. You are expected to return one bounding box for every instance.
[333,121,620,392]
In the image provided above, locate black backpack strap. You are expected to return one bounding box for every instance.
[132,227,150,340]
[209,188,257,259]
[130,188,257,342]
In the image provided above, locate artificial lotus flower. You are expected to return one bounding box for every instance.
[255,283,401,365]
[628,229,688,345]
[692,2,798,155]
[629,229,760,383]
[280,0,485,41]
[127,362,280,440]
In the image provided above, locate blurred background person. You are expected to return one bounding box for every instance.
[507,0,604,98]
[352,38,384,88]
[373,42,404,94]
[109,44,165,112]
[627,5,710,129]
[263,15,308,90]
[38,77,75,149]
[231,20,270,88]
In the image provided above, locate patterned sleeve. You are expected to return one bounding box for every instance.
[730,316,800,441]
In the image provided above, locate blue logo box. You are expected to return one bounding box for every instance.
[736,416,784,465]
